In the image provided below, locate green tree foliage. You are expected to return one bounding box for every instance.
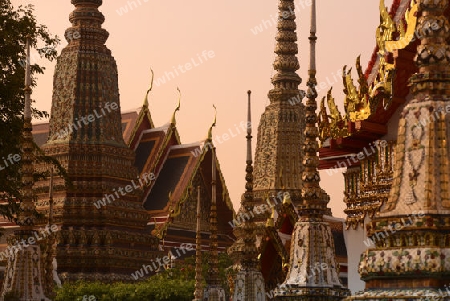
[184,251,234,297]
[0,0,59,220]
[55,253,234,301]
[54,274,194,301]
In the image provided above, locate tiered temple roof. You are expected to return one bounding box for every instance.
[31,105,235,253]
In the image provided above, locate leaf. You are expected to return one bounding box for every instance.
[0,0,61,224]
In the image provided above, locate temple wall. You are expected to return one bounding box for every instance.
[343,218,368,294]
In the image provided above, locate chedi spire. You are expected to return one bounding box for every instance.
[47,0,123,144]
[35,0,162,282]
[274,0,349,299]
[269,0,302,102]
[229,91,266,301]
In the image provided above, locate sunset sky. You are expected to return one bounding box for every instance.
[12,0,394,218]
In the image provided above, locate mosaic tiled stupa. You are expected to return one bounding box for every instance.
[347,0,450,299]
[33,0,162,281]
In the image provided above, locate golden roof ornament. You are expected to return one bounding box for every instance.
[356,55,369,97]
[128,69,156,144]
[319,1,418,141]
[206,104,217,142]
[376,0,397,55]
[318,87,349,142]
[343,62,371,122]
[170,87,181,126]
[326,87,342,121]
[370,0,418,111]
[318,95,331,142]
[282,192,291,205]
[385,1,418,52]
[266,207,275,228]
[143,69,154,108]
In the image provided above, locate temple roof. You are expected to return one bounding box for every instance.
[31,106,235,242]
[146,141,235,240]
[143,144,198,212]
[318,0,420,169]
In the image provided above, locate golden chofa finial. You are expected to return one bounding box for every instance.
[282,192,292,205]
[207,104,217,141]
[143,69,154,108]
[170,87,181,125]
[266,207,275,227]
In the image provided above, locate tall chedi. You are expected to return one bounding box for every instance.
[228,0,307,291]
[274,0,349,299]
[34,0,161,281]
[229,91,266,300]
[233,0,308,261]
[252,0,306,205]
[349,0,450,300]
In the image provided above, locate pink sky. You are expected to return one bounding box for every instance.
[12,0,393,218]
